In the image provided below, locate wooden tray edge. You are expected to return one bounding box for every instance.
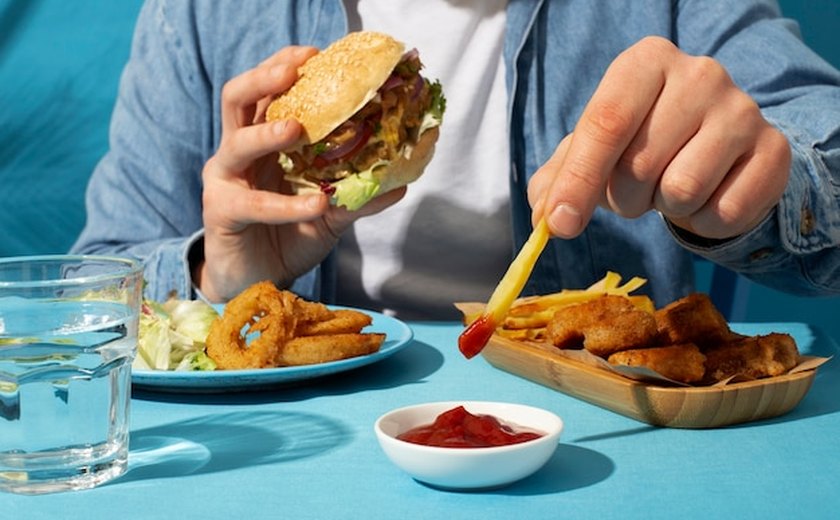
[482,335,817,429]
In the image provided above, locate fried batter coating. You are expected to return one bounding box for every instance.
[206,281,385,370]
[277,333,385,366]
[206,281,294,369]
[608,343,707,384]
[703,333,799,383]
[547,295,658,357]
[292,297,336,328]
[295,309,373,336]
[654,293,734,348]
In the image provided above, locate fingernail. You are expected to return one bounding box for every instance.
[549,203,582,238]
[306,195,323,210]
[532,198,545,222]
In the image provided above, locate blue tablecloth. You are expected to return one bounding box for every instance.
[6,322,840,519]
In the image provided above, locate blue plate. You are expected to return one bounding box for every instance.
[131,307,413,392]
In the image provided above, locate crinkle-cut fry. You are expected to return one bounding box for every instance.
[296,309,372,336]
[277,333,385,366]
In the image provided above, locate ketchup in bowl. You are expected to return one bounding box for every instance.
[397,405,543,448]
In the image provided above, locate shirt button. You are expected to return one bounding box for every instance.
[800,207,816,234]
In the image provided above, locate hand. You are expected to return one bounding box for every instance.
[529,36,791,241]
[198,46,406,301]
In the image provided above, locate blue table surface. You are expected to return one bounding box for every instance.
[6,322,840,520]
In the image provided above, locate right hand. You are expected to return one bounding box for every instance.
[198,46,406,302]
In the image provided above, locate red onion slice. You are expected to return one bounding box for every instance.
[314,122,374,166]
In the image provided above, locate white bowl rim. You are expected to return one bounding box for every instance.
[374,400,564,453]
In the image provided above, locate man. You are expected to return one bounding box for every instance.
[73,0,840,319]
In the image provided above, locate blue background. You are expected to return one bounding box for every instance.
[0,0,837,335]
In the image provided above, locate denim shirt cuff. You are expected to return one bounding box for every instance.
[140,231,202,302]
[770,117,840,255]
[666,208,780,271]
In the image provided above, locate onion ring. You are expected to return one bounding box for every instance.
[205,281,385,370]
[206,281,294,370]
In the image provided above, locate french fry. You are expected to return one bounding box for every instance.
[502,309,555,329]
[493,272,652,343]
[497,327,546,341]
[458,219,551,358]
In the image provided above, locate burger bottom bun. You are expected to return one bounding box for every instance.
[286,126,440,206]
[377,126,439,195]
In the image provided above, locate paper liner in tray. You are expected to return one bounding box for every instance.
[478,333,829,429]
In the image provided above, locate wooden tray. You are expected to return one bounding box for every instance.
[481,331,819,429]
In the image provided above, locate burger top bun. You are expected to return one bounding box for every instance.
[266,32,405,144]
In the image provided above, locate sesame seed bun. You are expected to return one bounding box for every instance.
[266,31,405,143]
[264,31,444,210]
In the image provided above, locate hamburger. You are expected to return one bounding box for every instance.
[266,31,445,210]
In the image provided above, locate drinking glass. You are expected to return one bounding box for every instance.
[0,255,143,494]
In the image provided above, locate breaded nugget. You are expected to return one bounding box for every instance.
[608,343,707,384]
[703,333,799,383]
[654,293,733,348]
[276,332,385,366]
[547,295,658,357]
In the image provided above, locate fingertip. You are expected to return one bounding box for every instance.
[271,119,302,143]
[530,198,545,229]
[293,46,319,61]
[547,203,584,238]
[303,193,330,214]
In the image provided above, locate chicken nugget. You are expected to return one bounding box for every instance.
[703,333,799,383]
[277,333,385,366]
[654,293,733,348]
[608,344,707,384]
[547,295,658,357]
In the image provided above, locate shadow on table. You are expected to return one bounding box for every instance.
[421,444,614,496]
[132,339,444,405]
[502,444,614,495]
[111,410,348,485]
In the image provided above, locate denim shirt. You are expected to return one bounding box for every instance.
[72,0,840,310]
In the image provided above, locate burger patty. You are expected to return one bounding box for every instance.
[283,54,434,183]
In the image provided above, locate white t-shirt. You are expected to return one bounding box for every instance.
[338,0,512,320]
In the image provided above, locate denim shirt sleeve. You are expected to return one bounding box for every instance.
[69,0,210,301]
[70,0,329,302]
[668,0,840,296]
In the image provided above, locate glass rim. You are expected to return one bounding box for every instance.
[0,254,143,289]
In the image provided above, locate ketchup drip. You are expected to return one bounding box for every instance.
[458,315,496,359]
[397,406,543,448]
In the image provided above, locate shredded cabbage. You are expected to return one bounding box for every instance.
[134,298,218,371]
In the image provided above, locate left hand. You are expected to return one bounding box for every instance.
[529,36,791,241]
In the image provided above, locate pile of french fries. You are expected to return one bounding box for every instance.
[486,272,653,342]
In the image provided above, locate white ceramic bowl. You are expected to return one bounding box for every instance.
[374,401,563,490]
